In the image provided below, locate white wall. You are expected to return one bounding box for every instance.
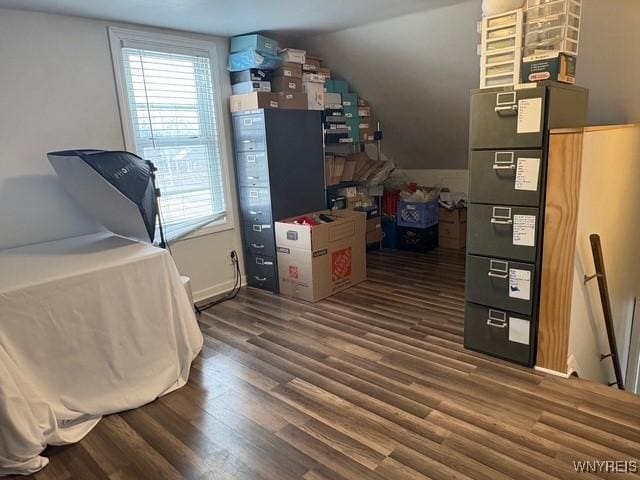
[0,8,243,299]
[298,0,640,170]
[569,125,640,385]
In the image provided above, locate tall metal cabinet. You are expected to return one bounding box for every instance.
[464,82,588,367]
[232,109,326,292]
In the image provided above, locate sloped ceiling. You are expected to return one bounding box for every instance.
[298,0,640,169]
[0,0,462,37]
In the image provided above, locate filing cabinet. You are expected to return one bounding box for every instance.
[232,109,325,292]
[465,82,588,367]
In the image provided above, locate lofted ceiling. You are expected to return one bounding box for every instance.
[0,0,457,37]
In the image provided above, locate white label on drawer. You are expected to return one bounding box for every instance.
[515,157,540,191]
[288,82,296,89]
[509,317,530,345]
[513,214,536,247]
[509,268,531,300]
[517,97,542,134]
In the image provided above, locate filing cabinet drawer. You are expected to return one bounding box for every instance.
[239,187,271,211]
[243,222,276,257]
[235,131,267,152]
[246,254,278,292]
[470,87,546,149]
[464,302,534,366]
[467,204,540,263]
[240,203,272,225]
[469,150,544,206]
[236,151,269,187]
[233,113,266,134]
[465,254,536,316]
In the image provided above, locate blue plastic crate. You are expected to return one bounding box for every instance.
[397,200,439,229]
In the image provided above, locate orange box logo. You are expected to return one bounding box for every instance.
[289,265,299,279]
[332,247,352,281]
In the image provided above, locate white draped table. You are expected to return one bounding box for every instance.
[0,233,203,476]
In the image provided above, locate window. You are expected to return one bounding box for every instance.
[109,28,230,242]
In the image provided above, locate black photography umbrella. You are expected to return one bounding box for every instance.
[47,149,165,246]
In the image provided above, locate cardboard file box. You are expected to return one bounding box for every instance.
[278,92,308,110]
[303,55,322,72]
[358,106,371,117]
[231,81,271,95]
[230,92,280,112]
[230,34,278,56]
[274,62,302,79]
[303,80,325,111]
[439,207,467,250]
[279,48,306,64]
[343,105,359,119]
[230,69,271,85]
[342,93,358,107]
[272,76,302,93]
[276,210,367,302]
[325,80,349,94]
[324,93,342,108]
[317,67,331,80]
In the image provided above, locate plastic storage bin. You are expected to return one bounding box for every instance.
[479,8,524,89]
[524,0,581,57]
[397,200,439,229]
[398,225,439,253]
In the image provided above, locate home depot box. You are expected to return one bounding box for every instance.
[276,210,367,302]
[230,92,279,112]
[438,207,467,250]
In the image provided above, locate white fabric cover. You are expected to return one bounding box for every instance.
[482,0,526,17]
[0,233,203,476]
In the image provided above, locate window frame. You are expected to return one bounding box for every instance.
[108,26,234,240]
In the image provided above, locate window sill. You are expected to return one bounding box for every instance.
[172,217,234,243]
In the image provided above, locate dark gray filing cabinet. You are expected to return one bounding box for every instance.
[232,109,326,292]
[465,82,588,367]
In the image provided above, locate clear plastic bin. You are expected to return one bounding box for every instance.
[484,74,516,88]
[485,50,517,65]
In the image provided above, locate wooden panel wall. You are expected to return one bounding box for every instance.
[537,131,584,374]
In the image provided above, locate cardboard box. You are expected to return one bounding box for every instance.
[358,97,370,107]
[302,73,325,83]
[317,67,331,80]
[276,209,367,302]
[366,216,381,232]
[303,55,322,72]
[325,79,349,94]
[279,48,306,64]
[303,80,325,110]
[438,207,467,250]
[274,62,302,79]
[230,34,278,55]
[341,158,357,182]
[278,92,308,110]
[230,92,279,112]
[231,81,271,95]
[230,68,271,84]
[366,226,384,245]
[522,52,577,84]
[358,106,371,117]
[324,92,342,108]
[271,76,302,93]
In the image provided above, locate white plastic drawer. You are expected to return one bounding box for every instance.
[487,12,519,29]
[485,51,517,65]
[484,75,516,88]
[485,63,516,77]
[487,25,518,40]
[486,37,517,51]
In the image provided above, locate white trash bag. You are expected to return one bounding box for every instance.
[482,0,526,16]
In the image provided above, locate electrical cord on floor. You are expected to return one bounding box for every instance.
[194,251,241,314]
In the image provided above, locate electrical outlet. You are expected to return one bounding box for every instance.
[225,249,236,265]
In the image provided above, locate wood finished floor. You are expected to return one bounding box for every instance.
[20,249,640,480]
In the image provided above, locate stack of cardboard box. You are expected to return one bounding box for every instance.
[324,81,374,144]
[230,35,337,113]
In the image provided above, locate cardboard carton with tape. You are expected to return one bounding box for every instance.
[275,210,366,302]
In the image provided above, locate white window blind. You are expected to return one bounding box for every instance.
[120,45,226,242]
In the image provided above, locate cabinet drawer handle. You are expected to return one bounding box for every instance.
[248,210,261,215]
[254,276,267,281]
[488,271,509,279]
[495,104,518,116]
[251,243,265,249]
[242,139,256,144]
[487,318,508,328]
[493,164,516,171]
[491,218,513,225]
[247,176,259,180]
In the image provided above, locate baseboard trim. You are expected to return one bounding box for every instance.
[534,365,570,378]
[193,278,247,303]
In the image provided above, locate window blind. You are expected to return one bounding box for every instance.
[121,46,226,242]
